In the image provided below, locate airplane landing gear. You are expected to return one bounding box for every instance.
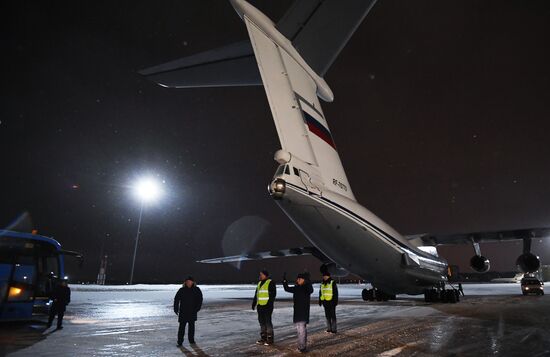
[424,284,460,303]
[362,288,396,302]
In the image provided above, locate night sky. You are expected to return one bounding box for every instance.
[3,1,550,283]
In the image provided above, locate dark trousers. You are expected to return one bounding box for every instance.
[323,302,337,332]
[257,307,274,342]
[48,304,65,328]
[178,321,195,343]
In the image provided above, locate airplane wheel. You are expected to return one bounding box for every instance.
[362,288,374,301]
[424,289,437,303]
[448,290,457,303]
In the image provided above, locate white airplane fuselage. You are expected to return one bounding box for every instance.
[270,159,449,295]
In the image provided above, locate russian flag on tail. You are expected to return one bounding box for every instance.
[302,111,337,150]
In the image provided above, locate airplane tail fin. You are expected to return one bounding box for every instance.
[141,0,378,201]
[232,0,355,200]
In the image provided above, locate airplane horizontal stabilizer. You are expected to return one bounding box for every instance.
[139,41,260,88]
[277,0,378,76]
[140,0,378,89]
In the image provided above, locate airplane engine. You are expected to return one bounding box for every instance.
[470,255,490,273]
[516,253,540,273]
[320,263,348,278]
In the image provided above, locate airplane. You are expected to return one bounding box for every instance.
[491,273,524,284]
[141,0,549,302]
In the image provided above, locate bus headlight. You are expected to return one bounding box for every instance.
[9,287,22,297]
[270,178,286,199]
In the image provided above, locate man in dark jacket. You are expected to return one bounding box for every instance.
[174,276,203,346]
[252,270,276,345]
[319,272,338,333]
[47,278,71,329]
[283,272,313,353]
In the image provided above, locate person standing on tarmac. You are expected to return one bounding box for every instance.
[283,272,314,353]
[47,278,71,329]
[252,270,276,345]
[174,276,203,346]
[319,271,338,333]
[458,283,465,297]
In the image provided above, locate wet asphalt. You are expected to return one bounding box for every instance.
[1,283,549,356]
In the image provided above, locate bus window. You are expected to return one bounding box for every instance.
[13,264,35,284]
[9,264,34,302]
[35,255,59,297]
[44,256,60,277]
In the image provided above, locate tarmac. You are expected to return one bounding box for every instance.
[1,283,549,356]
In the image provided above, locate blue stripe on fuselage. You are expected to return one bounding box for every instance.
[284,182,445,264]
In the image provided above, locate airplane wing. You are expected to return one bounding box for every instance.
[405,227,550,246]
[197,246,328,264]
[139,0,378,88]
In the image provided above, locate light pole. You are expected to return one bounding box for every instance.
[129,177,163,284]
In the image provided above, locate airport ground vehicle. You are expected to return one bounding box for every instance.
[0,230,81,321]
[521,276,544,296]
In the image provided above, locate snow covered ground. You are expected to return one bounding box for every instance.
[1,283,548,356]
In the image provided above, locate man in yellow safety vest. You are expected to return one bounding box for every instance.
[319,271,338,333]
[252,270,276,345]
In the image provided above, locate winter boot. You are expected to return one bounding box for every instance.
[256,332,267,345]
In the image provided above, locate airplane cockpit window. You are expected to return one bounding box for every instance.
[275,165,285,176]
[293,167,300,176]
[284,165,290,175]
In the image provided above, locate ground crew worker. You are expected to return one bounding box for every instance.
[252,270,276,345]
[174,276,203,346]
[283,272,313,353]
[319,271,338,333]
[47,278,71,329]
[457,283,465,296]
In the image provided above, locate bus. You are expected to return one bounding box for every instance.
[0,230,82,321]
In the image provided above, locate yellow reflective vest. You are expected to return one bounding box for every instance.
[257,279,271,306]
[320,280,334,301]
